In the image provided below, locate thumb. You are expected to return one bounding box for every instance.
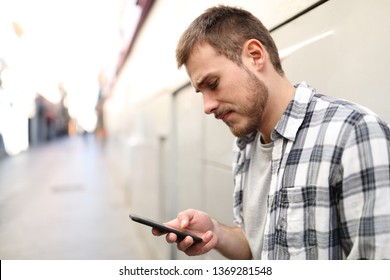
[178,209,196,230]
[180,218,188,229]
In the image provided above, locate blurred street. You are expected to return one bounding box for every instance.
[0,135,151,259]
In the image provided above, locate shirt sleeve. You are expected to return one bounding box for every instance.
[339,114,390,259]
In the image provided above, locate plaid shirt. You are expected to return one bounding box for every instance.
[232,82,390,259]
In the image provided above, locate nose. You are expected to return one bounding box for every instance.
[203,93,219,115]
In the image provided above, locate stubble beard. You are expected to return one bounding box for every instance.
[226,71,269,138]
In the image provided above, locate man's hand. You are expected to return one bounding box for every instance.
[152,208,252,259]
[152,209,218,256]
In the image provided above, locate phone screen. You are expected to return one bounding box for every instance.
[129,214,203,243]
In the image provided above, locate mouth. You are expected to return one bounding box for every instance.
[215,111,233,123]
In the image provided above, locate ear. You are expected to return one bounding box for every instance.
[243,39,266,71]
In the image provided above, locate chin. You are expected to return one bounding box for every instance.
[229,126,254,138]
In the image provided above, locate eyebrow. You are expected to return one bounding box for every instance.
[194,74,209,93]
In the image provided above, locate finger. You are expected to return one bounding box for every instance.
[202,231,214,243]
[166,232,178,244]
[164,218,180,229]
[176,236,195,251]
[177,209,196,229]
[184,232,215,256]
[152,228,166,236]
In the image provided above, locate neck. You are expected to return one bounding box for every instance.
[258,74,295,143]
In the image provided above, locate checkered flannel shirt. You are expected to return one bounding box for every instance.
[232,82,390,259]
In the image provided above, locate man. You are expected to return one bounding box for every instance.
[152,5,390,259]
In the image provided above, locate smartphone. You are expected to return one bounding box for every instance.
[129,214,203,243]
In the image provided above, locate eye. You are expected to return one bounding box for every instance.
[207,79,218,90]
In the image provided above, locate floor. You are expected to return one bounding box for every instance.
[0,134,152,259]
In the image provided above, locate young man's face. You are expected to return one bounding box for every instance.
[185,42,269,137]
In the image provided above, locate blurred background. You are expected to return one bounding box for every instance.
[0,0,140,154]
[1,0,390,260]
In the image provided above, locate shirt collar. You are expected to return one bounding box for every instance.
[236,82,315,148]
[272,82,315,142]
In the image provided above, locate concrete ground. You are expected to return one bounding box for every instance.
[0,134,153,259]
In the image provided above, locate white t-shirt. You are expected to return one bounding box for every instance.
[242,133,273,259]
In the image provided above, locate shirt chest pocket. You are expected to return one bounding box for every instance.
[274,186,319,259]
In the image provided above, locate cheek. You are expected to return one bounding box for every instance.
[225,72,248,95]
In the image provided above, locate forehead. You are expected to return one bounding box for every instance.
[185,42,233,84]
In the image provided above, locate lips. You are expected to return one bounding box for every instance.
[215,110,232,123]
[222,112,232,122]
